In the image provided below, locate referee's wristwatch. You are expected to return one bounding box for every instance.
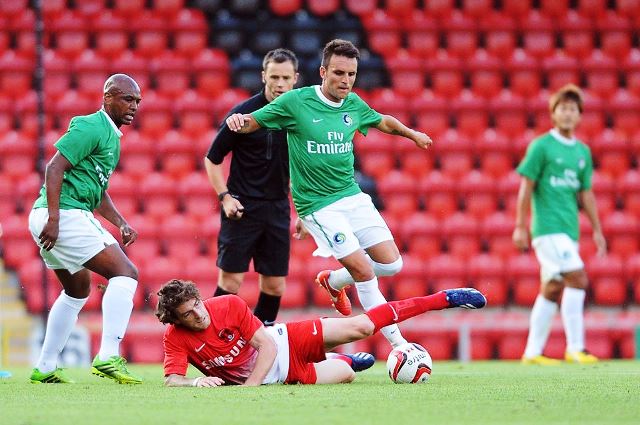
[218,191,230,202]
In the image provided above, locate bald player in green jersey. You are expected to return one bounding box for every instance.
[227,39,433,348]
[28,74,144,384]
[513,84,606,365]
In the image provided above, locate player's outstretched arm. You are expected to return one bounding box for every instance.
[242,327,277,386]
[226,113,261,134]
[375,114,432,150]
[97,192,137,246]
[39,152,73,251]
[165,373,225,387]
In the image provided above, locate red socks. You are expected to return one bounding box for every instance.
[365,291,449,333]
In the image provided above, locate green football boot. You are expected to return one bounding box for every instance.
[91,355,143,384]
[30,367,75,384]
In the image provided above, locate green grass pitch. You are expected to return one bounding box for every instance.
[2,361,639,425]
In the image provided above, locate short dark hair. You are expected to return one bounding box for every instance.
[263,48,299,71]
[155,279,201,325]
[321,39,360,68]
[549,83,584,113]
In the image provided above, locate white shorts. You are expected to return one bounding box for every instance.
[301,192,393,259]
[262,324,290,384]
[28,208,118,274]
[531,233,584,283]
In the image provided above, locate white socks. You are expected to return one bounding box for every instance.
[355,278,407,348]
[328,257,403,290]
[36,290,88,373]
[523,294,558,358]
[98,276,137,361]
[561,287,586,353]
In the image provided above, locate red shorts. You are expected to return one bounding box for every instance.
[284,319,326,384]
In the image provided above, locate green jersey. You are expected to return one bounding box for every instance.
[33,110,122,212]
[252,86,382,216]
[516,130,593,241]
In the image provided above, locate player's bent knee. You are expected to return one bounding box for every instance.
[372,256,403,277]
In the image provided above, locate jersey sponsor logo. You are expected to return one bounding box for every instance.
[306,132,353,155]
[550,169,580,189]
[332,232,346,244]
[201,337,248,369]
[94,164,113,187]
[342,113,352,126]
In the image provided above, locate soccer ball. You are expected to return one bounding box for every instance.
[386,342,433,384]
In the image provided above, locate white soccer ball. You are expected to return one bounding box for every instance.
[386,342,433,384]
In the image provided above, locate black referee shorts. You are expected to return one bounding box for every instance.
[216,197,290,276]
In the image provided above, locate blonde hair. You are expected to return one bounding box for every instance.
[549,84,584,113]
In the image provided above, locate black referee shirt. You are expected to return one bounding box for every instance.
[206,91,289,200]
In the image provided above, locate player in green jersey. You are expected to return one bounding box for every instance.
[513,84,606,365]
[227,39,433,349]
[28,74,144,384]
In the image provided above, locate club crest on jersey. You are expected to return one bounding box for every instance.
[342,113,353,126]
[218,328,235,342]
[333,232,346,245]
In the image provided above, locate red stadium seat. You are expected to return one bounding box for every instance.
[481,12,516,59]
[625,49,640,98]
[138,172,180,220]
[176,90,214,138]
[506,253,539,287]
[280,278,308,309]
[368,88,410,125]
[42,50,71,101]
[50,11,90,59]
[506,49,541,98]
[427,254,467,292]
[458,170,498,219]
[172,9,208,58]
[583,50,619,99]
[405,11,438,59]
[610,90,640,139]
[93,11,128,59]
[512,277,540,306]
[521,12,555,59]
[577,0,607,18]
[158,130,197,179]
[76,0,107,18]
[468,50,503,99]
[443,11,477,59]
[476,129,513,179]
[377,170,419,220]
[41,0,65,22]
[385,50,425,97]
[451,91,489,138]
[358,151,395,181]
[141,257,185,303]
[179,172,217,220]
[502,0,531,19]
[411,90,449,138]
[399,213,441,260]
[598,12,632,60]
[160,214,203,262]
[385,0,417,18]
[153,0,185,18]
[132,12,169,59]
[11,9,37,58]
[399,151,434,180]
[0,51,33,97]
[619,170,640,217]
[424,0,454,19]
[603,211,639,260]
[269,0,303,16]
[462,0,491,18]
[540,0,569,17]
[592,277,628,306]
[0,130,37,180]
[559,11,594,59]
[362,10,402,56]
[53,91,96,131]
[136,91,174,138]
[542,53,580,92]
[441,212,480,261]
[591,129,630,179]
[151,52,190,98]
[433,130,474,179]
[109,51,150,91]
[113,0,145,18]
[307,0,340,16]
[575,95,605,140]
[73,50,110,98]
[0,16,8,57]
[429,50,464,98]
[489,91,527,138]
[418,171,457,219]
[618,0,640,18]
[528,90,553,134]
[106,173,139,218]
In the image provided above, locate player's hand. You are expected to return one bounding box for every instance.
[39,217,60,251]
[292,217,309,240]
[195,376,225,387]
[593,230,607,257]
[222,196,244,220]
[512,226,529,250]
[120,223,138,246]
[226,113,251,132]
[413,131,433,150]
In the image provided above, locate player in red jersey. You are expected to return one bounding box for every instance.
[156,279,486,387]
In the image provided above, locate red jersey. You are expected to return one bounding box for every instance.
[162,295,263,385]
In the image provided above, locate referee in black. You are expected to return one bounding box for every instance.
[204,49,299,326]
